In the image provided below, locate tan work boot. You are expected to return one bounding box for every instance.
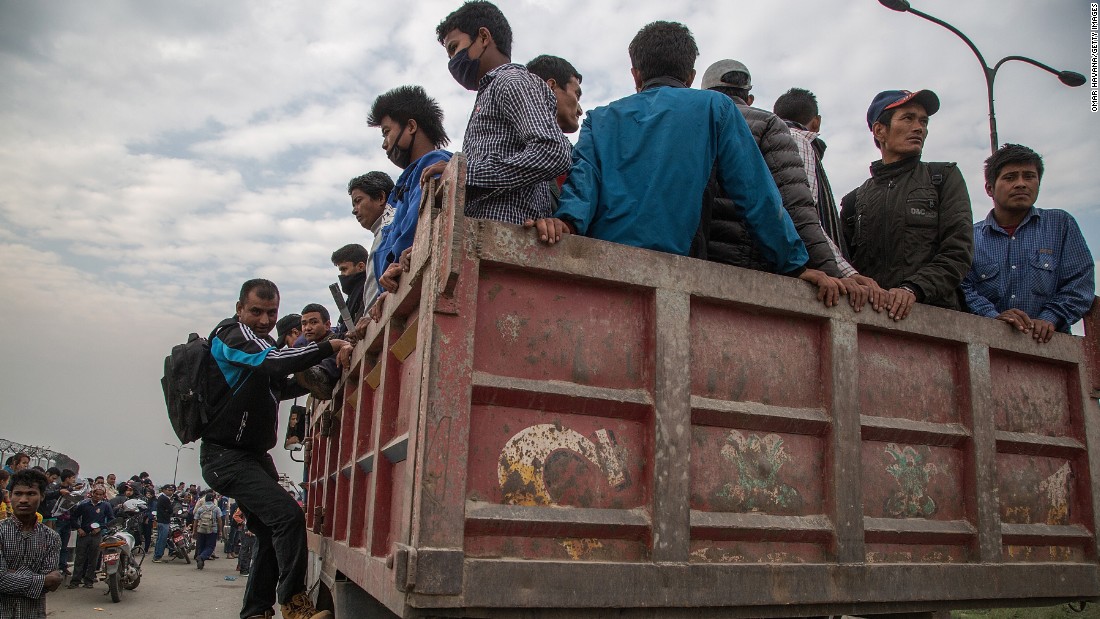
[280,591,333,619]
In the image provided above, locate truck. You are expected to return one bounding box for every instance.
[302,155,1100,618]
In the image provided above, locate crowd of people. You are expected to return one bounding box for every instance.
[0,452,265,618]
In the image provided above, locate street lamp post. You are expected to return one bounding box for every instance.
[878,0,1086,155]
[164,442,194,486]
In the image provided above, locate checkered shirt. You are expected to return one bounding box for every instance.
[788,127,856,277]
[787,126,820,202]
[461,63,573,224]
[0,517,62,619]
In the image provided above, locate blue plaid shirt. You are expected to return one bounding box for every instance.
[961,207,1095,332]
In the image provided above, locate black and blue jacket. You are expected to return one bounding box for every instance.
[202,317,334,453]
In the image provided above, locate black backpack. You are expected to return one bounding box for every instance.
[161,326,227,444]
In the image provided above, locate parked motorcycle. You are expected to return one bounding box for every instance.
[164,500,194,563]
[97,498,146,603]
[166,519,194,563]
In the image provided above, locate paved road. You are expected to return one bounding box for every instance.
[45,551,263,618]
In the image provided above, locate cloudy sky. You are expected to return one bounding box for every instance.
[1,0,1097,487]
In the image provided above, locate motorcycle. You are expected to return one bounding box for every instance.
[97,498,146,603]
[166,519,194,563]
[164,500,195,563]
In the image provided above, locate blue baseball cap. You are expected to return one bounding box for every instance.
[866,89,940,130]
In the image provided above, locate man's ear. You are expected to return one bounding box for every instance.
[631,67,643,92]
[235,301,243,315]
[985,182,994,198]
[546,77,559,92]
[478,26,494,51]
[746,94,754,105]
[872,122,887,147]
[807,115,821,133]
[684,68,696,87]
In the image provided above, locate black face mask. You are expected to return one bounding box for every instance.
[386,125,412,169]
[448,45,482,91]
[338,270,366,295]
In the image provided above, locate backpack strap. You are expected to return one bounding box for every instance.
[924,162,957,297]
[840,188,857,214]
[200,322,239,428]
[925,161,956,199]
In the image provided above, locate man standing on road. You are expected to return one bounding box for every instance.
[44,469,76,574]
[152,484,176,562]
[0,469,62,619]
[192,492,223,570]
[67,484,113,588]
[200,279,347,619]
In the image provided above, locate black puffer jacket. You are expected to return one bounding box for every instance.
[840,157,974,309]
[705,98,840,276]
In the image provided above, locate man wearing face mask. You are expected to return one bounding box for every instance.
[426,1,572,225]
[363,86,451,317]
[330,243,370,325]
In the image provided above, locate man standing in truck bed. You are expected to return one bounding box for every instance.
[423,1,572,224]
[961,143,1094,341]
[531,21,808,277]
[840,89,973,321]
[200,278,349,619]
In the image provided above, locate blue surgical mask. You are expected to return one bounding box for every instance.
[448,45,482,91]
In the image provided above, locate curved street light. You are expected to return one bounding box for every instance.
[878,0,1086,154]
[164,442,194,487]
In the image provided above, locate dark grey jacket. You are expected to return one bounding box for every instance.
[705,98,840,277]
[840,157,974,309]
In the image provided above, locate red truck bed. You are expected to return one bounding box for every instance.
[304,156,1100,618]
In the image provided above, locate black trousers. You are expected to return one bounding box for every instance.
[238,532,255,571]
[72,532,101,584]
[201,442,306,618]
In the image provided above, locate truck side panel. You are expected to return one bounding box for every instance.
[307,160,1100,618]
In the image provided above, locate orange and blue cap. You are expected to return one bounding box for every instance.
[867,89,940,130]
